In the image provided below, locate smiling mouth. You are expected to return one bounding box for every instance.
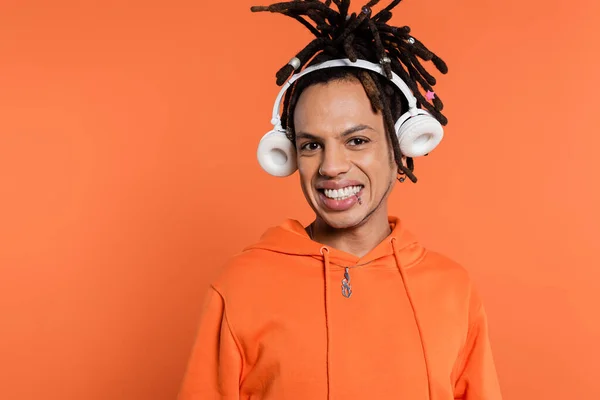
[318,185,363,201]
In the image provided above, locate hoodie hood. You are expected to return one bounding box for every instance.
[244,215,426,269]
[243,216,432,399]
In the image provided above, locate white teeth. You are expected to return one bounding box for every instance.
[323,186,363,200]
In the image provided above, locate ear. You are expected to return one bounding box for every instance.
[400,155,409,170]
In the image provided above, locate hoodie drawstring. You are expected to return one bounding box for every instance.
[320,246,332,400]
[391,238,433,400]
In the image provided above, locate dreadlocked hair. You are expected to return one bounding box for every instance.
[251,0,448,183]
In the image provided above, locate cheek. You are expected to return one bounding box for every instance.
[354,147,391,173]
[352,149,396,187]
[297,159,317,184]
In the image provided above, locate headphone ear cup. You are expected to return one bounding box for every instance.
[257,129,298,177]
[396,112,444,158]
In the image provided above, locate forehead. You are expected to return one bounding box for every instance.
[292,78,384,136]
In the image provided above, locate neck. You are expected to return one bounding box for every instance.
[309,208,392,258]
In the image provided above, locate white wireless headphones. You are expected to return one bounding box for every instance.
[257,58,444,177]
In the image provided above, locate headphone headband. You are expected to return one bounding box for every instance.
[270,58,418,128]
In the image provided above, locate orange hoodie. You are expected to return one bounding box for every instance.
[178,217,502,400]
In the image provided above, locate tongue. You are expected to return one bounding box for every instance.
[319,189,362,212]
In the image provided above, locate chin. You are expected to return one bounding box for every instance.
[316,209,368,230]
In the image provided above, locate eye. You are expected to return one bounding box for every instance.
[348,137,369,146]
[300,142,321,152]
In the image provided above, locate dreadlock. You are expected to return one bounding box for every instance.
[251,0,448,183]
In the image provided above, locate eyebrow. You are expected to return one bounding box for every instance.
[295,124,375,141]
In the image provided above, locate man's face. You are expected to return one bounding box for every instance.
[293,78,397,229]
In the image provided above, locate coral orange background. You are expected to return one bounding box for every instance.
[1,0,599,399]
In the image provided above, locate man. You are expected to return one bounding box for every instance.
[178,1,502,399]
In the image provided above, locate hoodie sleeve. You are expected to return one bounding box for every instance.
[178,286,242,400]
[453,296,503,400]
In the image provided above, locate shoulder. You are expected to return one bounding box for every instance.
[411,248,484,312]
[413,249,472,284]
[210,247,263,280]
[209,247,287,296]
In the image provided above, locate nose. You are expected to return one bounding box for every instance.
[318,145,350,177]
